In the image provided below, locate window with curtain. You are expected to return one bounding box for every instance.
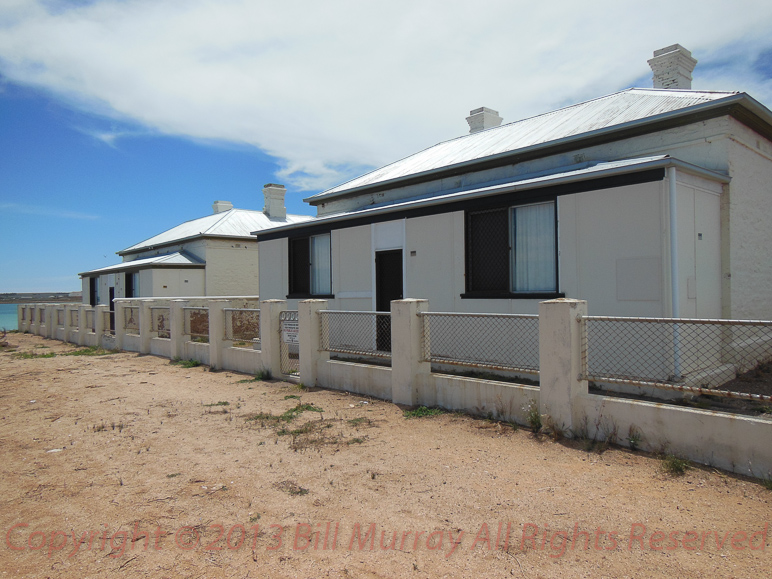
[288,233,332,296]
[465,199,557,296]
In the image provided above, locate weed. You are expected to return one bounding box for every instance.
[627,426,643,451]
[172,359,201,368]
[348,437,365,445]
[524,401,542,432]
[274,480,308,496]
[761,477,772,491]
[245,403,323,425]
[249,514,261,523]
[61,347,116,357]
[166,473,181,478]
[191,337,209,343]
[284,395,301,400]
[661,454,690,476]
[203,401,230,407]
[348,417,370,427]
[256,368,272,381]
[403,406,445,419]
[13,351,56,359]
[93,423,107,432]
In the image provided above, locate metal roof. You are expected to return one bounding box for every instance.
[306,88,744,203]
[259,155,728,241]
[79,252,205,277]
[119,208,314,255]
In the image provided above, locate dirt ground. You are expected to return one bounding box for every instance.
[1,333,770,579]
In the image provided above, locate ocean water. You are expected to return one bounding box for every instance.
[0,303,20,331]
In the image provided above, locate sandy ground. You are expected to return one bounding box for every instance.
[1,333,770,579]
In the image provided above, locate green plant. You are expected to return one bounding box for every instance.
[61,346,116,357]
[348,417,370,426]
[256,368,272,381]
[403,406,445,418]
[348,437,365,445]
[284,395,301,400]
[172,359,201,368]
[249,514,261,523]
[203,401,230,407]
[13,351,56,359]
[524,401,541,432]
[166,473,181,478]
[661,454,690,476]
[761,477,772,491]
[626,426,643,451]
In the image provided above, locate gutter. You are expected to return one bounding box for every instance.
[254,156,729,240]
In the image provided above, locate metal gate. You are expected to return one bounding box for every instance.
[279,310,299,375]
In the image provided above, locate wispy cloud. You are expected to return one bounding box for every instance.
[0,0,771,191]
[0,203,99,220]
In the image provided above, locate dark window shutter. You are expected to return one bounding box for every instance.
[289,237,310,294]
[466,208,509,292]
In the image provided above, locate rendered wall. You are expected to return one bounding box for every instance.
[204,239,259,296]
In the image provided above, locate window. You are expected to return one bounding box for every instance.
[289,233,332,296]
[465,200,558,297]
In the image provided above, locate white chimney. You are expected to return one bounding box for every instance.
[263,183,287,220]
[466,107,503,134]
[212,200,233,214]
[648,44,698,90]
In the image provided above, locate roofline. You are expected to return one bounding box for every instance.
[258,156,727,241]
[304,92,767,205]
[78,262,205,277]
[117,233,257,256]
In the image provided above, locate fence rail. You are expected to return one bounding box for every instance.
[419,311,540,374]
[224,308,260,343]
[580,315,772,402]
[320,310,392,359]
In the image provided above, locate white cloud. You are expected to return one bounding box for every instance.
[1,0,771,191]
[0,203,100,220]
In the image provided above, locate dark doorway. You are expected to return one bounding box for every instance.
[375,250,403,352]
[108,287,116,332]
[125,272,135,298]
[89,277,98,307]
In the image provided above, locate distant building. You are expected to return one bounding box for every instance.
[79,185,313,306]
[255,45,772,320]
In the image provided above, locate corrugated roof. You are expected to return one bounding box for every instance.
[259,155,729,241]
[307,88,740,202]
[79,252,205,276]
[120,209,314,254]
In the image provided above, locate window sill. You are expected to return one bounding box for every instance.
[460,291,565,300]
[286,293,336,300]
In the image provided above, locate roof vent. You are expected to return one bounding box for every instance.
[648,44,697,90]
[212,200,233,214]
[263,183,287,220]
[466,107,503,134]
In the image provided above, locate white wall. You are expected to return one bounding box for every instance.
[151,268,205,297]
[203,239,259,296]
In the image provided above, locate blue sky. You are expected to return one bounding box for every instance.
[1,0,771,292]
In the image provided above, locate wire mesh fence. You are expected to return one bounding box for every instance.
[224,308,260,345]
[69,308,79,328]
[320,310,392,359]
[279,310,299,375]
[580,316,772,402]
[183,307,209,341]
[420,312,540,374]
[124,306,140,335]
[150,307,170,339]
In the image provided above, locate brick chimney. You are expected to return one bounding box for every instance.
[263,183,287,220]
[466,107,503,134]
[648,44,698,90]
[212,200,233,214]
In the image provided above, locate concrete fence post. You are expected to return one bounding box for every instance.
[299,300,329,387]
[259,300,286,378]
[170,299,188,361]
[139,300,153,354]
[30,305,40,336]
[77,305,88,346]
[208,299,230,370]
[95,305,108,348]
[44,305,55,339]
[63,305,74,344]
[391,299,431,406]
[538,298,588,436]
[16,305,24,333]
[114,300,126,351]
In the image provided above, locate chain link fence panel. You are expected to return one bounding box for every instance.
[224,308,260,346]
[320,311,392,359]
[183,307,209,341]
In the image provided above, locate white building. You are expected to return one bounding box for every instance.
[255,45,772,320]
[80,184,312,306]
